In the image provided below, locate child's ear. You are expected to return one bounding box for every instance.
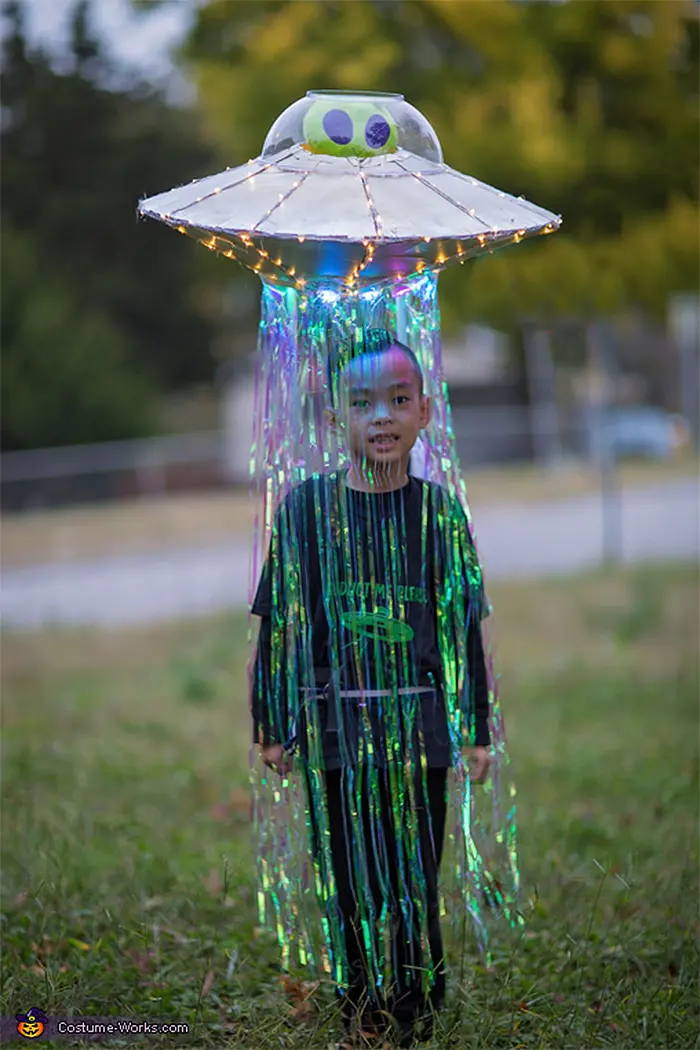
[419,395,432,430]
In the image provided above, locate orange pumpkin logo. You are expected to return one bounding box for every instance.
[16,1008,47,1038]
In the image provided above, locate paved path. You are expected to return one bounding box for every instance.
[2,479,697,629]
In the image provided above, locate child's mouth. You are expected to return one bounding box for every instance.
[369,435,399,446]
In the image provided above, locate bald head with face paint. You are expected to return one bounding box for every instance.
[325,339,432,493]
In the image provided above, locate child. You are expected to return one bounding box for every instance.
[250,329,491,1048]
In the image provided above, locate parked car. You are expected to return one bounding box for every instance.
[601,406,689,460]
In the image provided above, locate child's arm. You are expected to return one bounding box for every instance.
[441,486,492,782]
[250,496,293,767]
[251,612,293,774]
[467,609,490,748]
[466,607,492,784]
[251,613,284,746]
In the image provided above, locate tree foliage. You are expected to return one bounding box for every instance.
[3,0,697,449]
[180,0,699,328]
[1,0,221,450]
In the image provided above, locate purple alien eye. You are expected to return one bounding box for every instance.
[322,109,353,146]
[365,114,390,149]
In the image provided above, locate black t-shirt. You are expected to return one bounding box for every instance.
[253,472,442,684]
[251,470,490,766]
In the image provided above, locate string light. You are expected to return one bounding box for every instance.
[147,148,558,286]
[358,171,383,238]
[185,226,530,284]
[158,166,558,286]
[180,219,560,285]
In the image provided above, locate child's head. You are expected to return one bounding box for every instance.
[325,328,431,481]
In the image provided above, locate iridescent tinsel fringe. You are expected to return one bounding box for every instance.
[247,272,522,985]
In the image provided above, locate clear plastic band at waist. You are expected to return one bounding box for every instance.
[300,686,435,699]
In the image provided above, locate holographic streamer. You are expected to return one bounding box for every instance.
[247,272,522,1006]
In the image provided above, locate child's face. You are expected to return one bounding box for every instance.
[329,347,431,476]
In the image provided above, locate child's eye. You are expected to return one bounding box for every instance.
[352,399,370,409]
[394,396,409,405]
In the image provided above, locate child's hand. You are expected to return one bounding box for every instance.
[468,746,491,783]
[260,743,293,776]
[456,746,491,784]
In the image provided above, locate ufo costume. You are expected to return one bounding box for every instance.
[138,90,560,1032]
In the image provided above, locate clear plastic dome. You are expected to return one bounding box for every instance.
[261,90,443,164]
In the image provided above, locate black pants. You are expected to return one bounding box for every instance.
[323,766,448,1033]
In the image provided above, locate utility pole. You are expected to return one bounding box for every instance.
[669,294,700,452]
[587,320,622,565]
[523,322,562,467]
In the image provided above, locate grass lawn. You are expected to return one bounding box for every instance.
[1,564,698,1048]
[2,455,697,569]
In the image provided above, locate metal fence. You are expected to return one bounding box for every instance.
[3,305,697,512]
[1,432,224,512]
[0,406,593,513]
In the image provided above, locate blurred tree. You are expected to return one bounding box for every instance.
[1,0,223,450]
[176,0,698,330]
[1,223,153,448]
